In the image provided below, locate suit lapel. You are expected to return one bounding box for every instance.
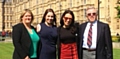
[22,23,32,42]
[97,21,101,43]
[81,22,88,39]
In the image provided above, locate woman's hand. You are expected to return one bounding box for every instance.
[24,56,30,59]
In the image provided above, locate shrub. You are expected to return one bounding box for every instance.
[112,36,120,42]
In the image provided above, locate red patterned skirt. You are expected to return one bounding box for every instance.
[60,42,78,59]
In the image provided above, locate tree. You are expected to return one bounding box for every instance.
[115,0,120,18]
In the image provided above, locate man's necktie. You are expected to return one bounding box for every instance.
[87,23,93,48]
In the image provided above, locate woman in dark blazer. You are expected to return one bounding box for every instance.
[12,9,41,59]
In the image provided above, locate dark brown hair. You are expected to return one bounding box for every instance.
[60,9,77,34]
[41,8,57,26]
[60,9,75,27]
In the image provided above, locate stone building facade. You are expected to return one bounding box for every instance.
[0,0,120,35]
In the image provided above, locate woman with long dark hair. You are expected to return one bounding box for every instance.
[57,9,79,59]
[36,8,57,59]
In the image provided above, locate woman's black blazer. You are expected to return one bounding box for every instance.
[12,23,41,59]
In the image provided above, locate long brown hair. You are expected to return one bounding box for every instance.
[41,8,57,26]
[60,9,77,34]
[60,9,75,27]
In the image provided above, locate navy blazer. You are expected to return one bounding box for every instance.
[79,21,113,59]
[12,23,41,59]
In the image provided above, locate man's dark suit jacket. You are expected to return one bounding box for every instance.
[79,21,113,59]
[12,23,41,59]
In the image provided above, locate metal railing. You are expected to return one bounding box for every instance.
[0,36,12,41]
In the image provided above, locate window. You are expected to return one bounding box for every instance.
[83,0,86,4]
[6,8,9,14]
[10,22,12,27]
[70,0,72,8]
[7,22,9,28]
[117,25,119,29]
[10,8,12,13]
[20,0,23,2]
[42,0,44,3]
[84,9,86,18]
[36,0,38,4]
[6,0,12,2]
[7,16,9,20]
[10,16,12,20]
[117,19,119,23]
[24,4,26,9]
[36,8,39,14]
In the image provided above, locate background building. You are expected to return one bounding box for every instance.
[0,0,120,35]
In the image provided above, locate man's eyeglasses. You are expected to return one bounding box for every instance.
[64,17,72,20]
[87,13,96,16]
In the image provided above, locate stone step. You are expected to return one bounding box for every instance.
[113,42,120,49]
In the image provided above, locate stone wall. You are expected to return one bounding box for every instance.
[112,42,120,49]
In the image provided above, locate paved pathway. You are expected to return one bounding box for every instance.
[0,37,12,42]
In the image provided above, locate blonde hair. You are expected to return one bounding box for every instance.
[20,9,34,23]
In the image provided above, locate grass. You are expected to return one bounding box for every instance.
[113,49,120,59]
[0,42,14,59]
[0,42,120,59]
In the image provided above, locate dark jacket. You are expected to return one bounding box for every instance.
[12,23,42,59]
[79,21,113,59]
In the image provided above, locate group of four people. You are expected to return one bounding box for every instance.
[12,6,113,59]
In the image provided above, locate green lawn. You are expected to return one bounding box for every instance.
[113,49,120,59]
[0,42,14,59]
[0,42,120,59]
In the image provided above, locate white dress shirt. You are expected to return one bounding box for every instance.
[82,21,97,49]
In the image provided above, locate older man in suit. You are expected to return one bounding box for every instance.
[79,6,113,59]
